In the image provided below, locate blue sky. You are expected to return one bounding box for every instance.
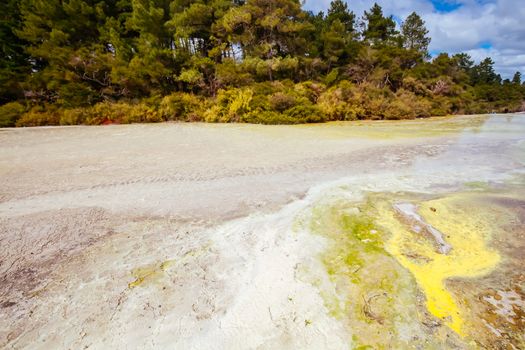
[429,0,462,12]
[303,0,525,79]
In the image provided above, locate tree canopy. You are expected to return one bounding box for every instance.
[1,0,523,127]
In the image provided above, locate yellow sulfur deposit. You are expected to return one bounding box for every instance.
[377,194,501,335]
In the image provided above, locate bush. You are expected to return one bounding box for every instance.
[268,92,296,112]
[60,108,87,125]
[124,103,163,123]
[383,90,432,120]
[317,88,346,120]
[159,92,204,121]
[359,83,392,120]
[80,102,162,125]
[204,88,253,123]
[16,106,61,127]
[0,102,26,127]
[240,109,286,124]
[294,81,326,103]
[284,105,325,123]
[429,96,453,116]
[82,102,130,125]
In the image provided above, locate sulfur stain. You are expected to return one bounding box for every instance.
[128,264,165,288]
[377,194,501,335]
[128,247,206,289]
[307,200,437,349]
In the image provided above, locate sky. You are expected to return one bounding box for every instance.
[303,0,525,79]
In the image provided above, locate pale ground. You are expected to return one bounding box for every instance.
[0,115,523,349]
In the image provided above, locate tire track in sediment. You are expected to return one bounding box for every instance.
[0,142,456,204]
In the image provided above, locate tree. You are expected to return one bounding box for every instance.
[470,57,500,85]
[1,0,523,124]
[401,12,430,58]
[361,3,398,45]
[167,0,233,58]
[319,0,359,68]
[512,71,522,84]
[322,20,348,67]
[17,0,116,105]
[0,0,30,103]
[223,0,311,59]
[327,0,355,35]
[453,53,474,71]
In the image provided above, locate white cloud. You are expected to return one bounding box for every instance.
[303,0,525,78]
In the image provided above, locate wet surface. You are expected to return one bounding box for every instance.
[1,114,524,349]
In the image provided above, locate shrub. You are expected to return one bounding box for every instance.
[318,81,363,121]
[284,105,325,123]
[0,102,26,127]
[324,69,339,85]
[240,109,286,124]
[268,92,296,112]
[60,108,87,125]
[16,107,61,127]
[429,96,453,116]
[384,99,415,120]
[79,102,162,125]
[203,105,221,123]
[294,81,326,103]
[359,83,393,120]
[82,102,131,125]
[159,92,204,121]
[204,88,253,123]
[124,103,163,123]
[318,88,347,120]
[402,76,430,96]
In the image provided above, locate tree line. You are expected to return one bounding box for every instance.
[1,0,524,126]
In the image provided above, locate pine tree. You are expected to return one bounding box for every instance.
[512,71,522,84]
[471,57,500,85]
[228,0,310,59]
[362,3,398,45]
[401,12,430,58]
[327,0,355,35]
[0,0,30,103]
[319,0,358,68]
[453,53,474,71]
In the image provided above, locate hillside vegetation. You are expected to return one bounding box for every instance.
[1,0,524,127]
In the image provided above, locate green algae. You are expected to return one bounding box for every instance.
[293,115,490,141]
[306,199,443,349]
[463,181,491,190]
[301,182,525,348]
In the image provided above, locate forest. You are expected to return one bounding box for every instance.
[1,0,524,127]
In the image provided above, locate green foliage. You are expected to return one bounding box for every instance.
[362,3,398,45]
[512,71,522,85]
[0,0,30,103]
[318,81,363,120]
[0,102,26,127]
[0,0,523,126]
[160,92,205,121]
[401,12,430,58]
[327,0,355,34]
[385,90,432,119]
[204,88,253,123]
[59,108,86,125]
[268,92,297,112]
[53,101,163,125]
[470,57,501,85]
[16,106,61,127]
[284,105,324,123]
